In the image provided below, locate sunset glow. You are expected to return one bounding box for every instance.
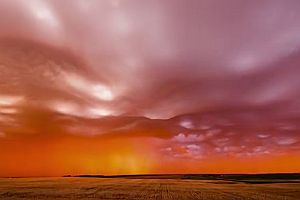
[0,0,300,177]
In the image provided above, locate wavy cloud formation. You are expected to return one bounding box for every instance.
[0,0,300,171]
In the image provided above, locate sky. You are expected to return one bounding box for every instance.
[0,0,300,176]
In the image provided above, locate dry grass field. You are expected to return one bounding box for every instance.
[0,177,300,200]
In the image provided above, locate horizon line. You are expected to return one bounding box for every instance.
[1,172,300,179]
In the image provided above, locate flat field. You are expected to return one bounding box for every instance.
[0,176,300,199]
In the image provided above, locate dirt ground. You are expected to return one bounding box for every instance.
[0,177,299,199]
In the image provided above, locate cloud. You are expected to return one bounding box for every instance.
[276,137,298,145]
[0,0,300,162]
[172,133,206,143]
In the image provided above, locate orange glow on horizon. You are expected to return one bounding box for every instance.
[0,133,299,177]
[0,134,157,177]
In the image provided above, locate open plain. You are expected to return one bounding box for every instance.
[0,175,300,200]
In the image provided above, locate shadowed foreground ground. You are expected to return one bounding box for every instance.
[0,177,300,199]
